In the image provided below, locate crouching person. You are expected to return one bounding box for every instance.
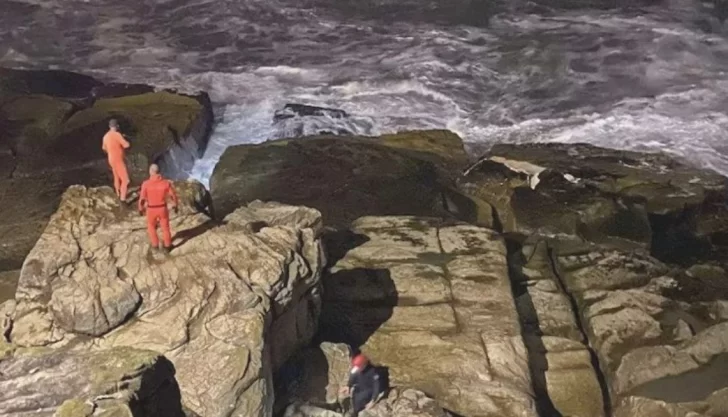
[339,354,385,417]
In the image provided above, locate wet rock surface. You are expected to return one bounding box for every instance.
[209,130,475,229]
[554,242,728,416]
[0,68,213,272]
[456,143,728,260]
[273,104,349,122]
[272,103,353,137]
[0,270,19,304]
[2,184,325,417]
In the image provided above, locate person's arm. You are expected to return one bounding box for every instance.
[101,137,108,154]
[119,133,130,149]
[341,371,358,397]
[138,183,148,213]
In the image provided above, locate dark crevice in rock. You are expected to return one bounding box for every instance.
[504,236,562,417]
[546,246,613,417]
[316,248,396,348]
[435,224,462,334]
[156,97,214,181]
[444,408,467,417]
[648,208,711,266]
[490,204,504,234]
[3,316,13,343]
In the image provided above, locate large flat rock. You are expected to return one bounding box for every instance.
[209,131,482,229]
[319,216,536,417]
[2,185,325,417]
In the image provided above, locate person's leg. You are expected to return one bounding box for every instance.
[115,161,130,201]
[146,210,160,248]
[351,391,369,417]
[110,162,121,197]
[160,209,172,249]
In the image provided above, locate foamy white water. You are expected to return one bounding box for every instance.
[3,0,728,186]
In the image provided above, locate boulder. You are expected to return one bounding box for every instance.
[275,342,352,412]
[282,388,450,417]
[4,184,325,417]
[455,143,728,260]
[0,67,100,99]
[0,68,213,271]
[274,104,349,121]
[364,388,451,417]
[613,396,713,417]
[318,216,536,417]
[209,131,476,229]
[550,243,728,415]
[272,103,355,138]
[0,346,183,417]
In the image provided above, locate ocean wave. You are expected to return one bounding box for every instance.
[3,0,728,185]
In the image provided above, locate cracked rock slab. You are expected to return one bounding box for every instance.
[511,240,606,417]
[320,216,536,417]
[553,246,728,415]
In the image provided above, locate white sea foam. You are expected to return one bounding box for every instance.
[2,0,728,187]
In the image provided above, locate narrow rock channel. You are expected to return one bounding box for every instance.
[506,236,609,417]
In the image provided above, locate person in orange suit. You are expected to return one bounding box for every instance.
[101,119,131,202]
[138,164,179,253]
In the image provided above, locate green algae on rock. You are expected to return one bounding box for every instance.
[210,131,476,229]
[318,215,536,417]
[56,399,94,417]
[455,143,728,260]
[0,346,183,417]
[58,91,209,182]
[0,68,213,272]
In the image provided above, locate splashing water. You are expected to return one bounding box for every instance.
[3,0,728,186]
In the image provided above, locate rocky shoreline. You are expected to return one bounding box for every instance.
[0,67,213,280]
[1,68,727,417]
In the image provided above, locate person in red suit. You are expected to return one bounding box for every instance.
[138,163,178,253]
[101,119,131,202]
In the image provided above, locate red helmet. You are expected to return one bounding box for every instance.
[351,354,368,369]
